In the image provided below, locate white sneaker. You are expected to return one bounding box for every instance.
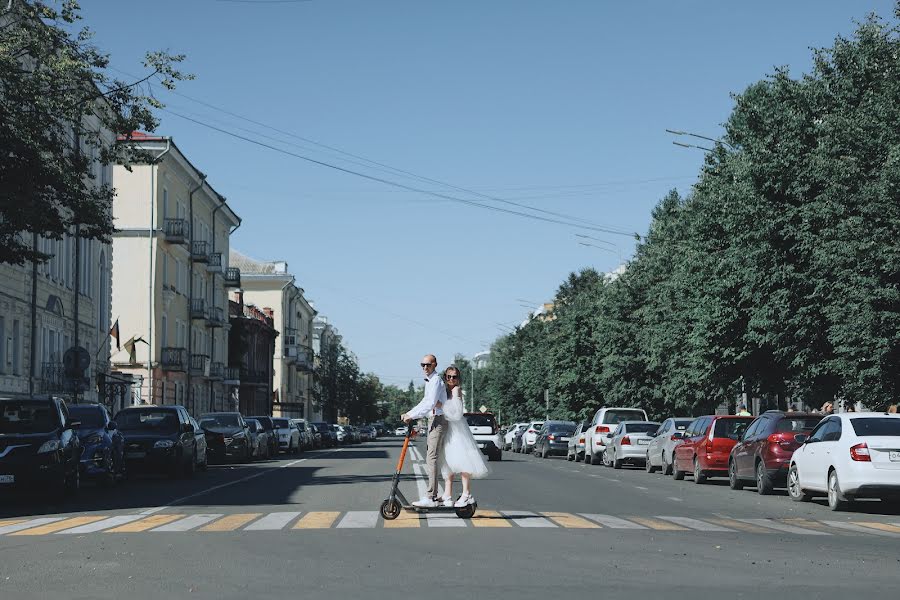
[453,493,474,508]
[412,497,438,508]
[440,496,454,507]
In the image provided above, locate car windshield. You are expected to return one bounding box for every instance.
[624,423,659,434]
[850,418,900,437]
[673,420,693,430]
[200,415,240,428]
[273,419,290,428]
[713,418,753,440]
[0,400,59,433]
[466,414,496,427]
[67,406,105,429]
[117,410,179,433]
[603,410,646,424]
[775,417,822,433]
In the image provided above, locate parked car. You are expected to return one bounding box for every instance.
[566,420,591,462]
[188,417,208,471]
[312,422,337,447]
[272,417,300,454]
[350,426,362,444]
[504,423,528,451]
[605,421,661,468]
[672,415,753,483]
[199,412,251,463]
[247,416,279,456]
[394,426,408,436]
[334,424,349,444]
[366,425,378,441]
[116,405,200,478]
[534,420,577,458]
[68,403,125,485]
[290,419,313,449]
[358,426,372,442]
[729,411,823,494]
[464,412,503,461]
[245,419,271,459]
[521,420,544,454]
[645,417,693,474]
[309,423,323,448]
[788,413,900,511]
[511,427,526,453]
[584,407,649,465]
[0,396,82,494]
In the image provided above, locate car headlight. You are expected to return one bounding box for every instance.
[84,434,103,445]
[154,440,175,448]
[232,432,246,439]
[37,439,61,454]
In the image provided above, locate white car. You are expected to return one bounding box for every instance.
[394,426,408,436]
[567,420,591,461]
[272,417,300,454]
[645,417,694,474]
[583,407,648,465]
[788,413,900,511]
[504,423,528,450]
[521,420,544,454]
[606,421,660,468]
[465,412,503,461]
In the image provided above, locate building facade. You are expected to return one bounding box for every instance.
[227,290,277,416]
[110,134,241,415]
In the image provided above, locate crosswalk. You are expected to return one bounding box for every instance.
[3,511,900,536]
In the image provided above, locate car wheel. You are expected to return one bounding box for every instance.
[828,470,849,511]
[542,447,549,459]
[673,460,685,480]
[787,464,811,502]
[613,456,622,469]
[662,453,673,476]
[584,451,592,465]
[728,460,744,490]
[756,460,774,495]
[602,450,612,467]
[693,457,706,484]
[495,451,502,462]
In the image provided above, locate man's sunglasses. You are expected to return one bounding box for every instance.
[420,362,434,368]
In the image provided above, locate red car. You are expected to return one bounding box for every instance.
[728,411,823,494]
[673,415,754,483]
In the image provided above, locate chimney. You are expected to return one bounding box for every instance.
[233,288,244,308]
[262,307,274,318]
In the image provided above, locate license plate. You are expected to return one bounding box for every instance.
[890,451,900,462]
[637,439,649,445]
[0,475,14,484]
[125,452,146,459]
[560,437,570,442]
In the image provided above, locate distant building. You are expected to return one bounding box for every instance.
[472,351,491,369]
[227,290,277,416]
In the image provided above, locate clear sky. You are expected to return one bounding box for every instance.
[82,0,897,388]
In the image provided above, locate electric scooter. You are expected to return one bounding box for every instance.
[380,423,477,520]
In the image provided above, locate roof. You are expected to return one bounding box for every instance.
[229,249,287,275]
[117,131,166,142]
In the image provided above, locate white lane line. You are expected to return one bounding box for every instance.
[607,479,620,482]
[152,514,223,532]
[336,511,379,529]
[426,513,468,528]
[656,516,734,532]
[580,514,648,529]
[736,518,830,535]
[823,521,900,538]
[634,486,649,491]
[58,515,145,534]
[668,497,683,502]
[412,463,429,499]
[501,511,557,528]
[244,511,302,531]
[0,517,64,535]
[409,446,423,462]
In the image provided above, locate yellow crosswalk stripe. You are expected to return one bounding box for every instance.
[199,513,262,532]
[780,518,849,534]
[706,518,772,533]
[855,522,900,534]
[293,512,340,529]
[10,516,108,536]
[542,512,600,528]
[470,510,512,528]
[382,511,422,529]
[0,519,26,528]
[106,514,185,533]
[627,517,688,531]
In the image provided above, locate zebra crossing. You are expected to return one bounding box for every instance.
[3,511,900,536]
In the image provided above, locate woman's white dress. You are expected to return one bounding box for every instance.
[439,387,489,479]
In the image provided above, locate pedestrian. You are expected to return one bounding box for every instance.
[438,365,489,507]
[887,404,898,414]
[400,354,447,507]
[736,404,751,416]
[821,402,834,415]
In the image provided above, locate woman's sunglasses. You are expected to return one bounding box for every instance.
[445,374,459,380]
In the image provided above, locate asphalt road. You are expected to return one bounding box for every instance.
[2,439,900,600]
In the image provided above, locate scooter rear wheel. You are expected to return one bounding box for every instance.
[455,502,476,519]
[380,499,402,520]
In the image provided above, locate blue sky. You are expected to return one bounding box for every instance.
[83,0,897,388]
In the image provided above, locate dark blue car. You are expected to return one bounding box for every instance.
[67,403,125,485]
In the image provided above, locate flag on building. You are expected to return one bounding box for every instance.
[123,336,136,365]
[110,319,121,351]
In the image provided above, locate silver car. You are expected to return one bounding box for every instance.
[606,421,661,469]
[504,423,528,451]
[567,419,591,461]
[645,417,693,474]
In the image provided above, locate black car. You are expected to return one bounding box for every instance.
[247,416,278,456]
[115,405,200,478]
[199,412,251,463]
[311,422,336,447]
[534,420,578,458]
[68,403,125,485]
[0,397,83,494]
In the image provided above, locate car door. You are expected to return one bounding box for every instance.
[648,420,670,464]
[610,424,624,459]
[734,418,762,478]
[105,406,125,471]
[677,417,707,470]
[177,408,195,460]
[796,418,832,491]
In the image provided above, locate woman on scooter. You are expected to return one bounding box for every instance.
[438,365,489,507]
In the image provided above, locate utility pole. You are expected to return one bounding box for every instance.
[544,389,549,420]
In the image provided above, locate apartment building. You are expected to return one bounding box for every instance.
[227,290,277,416]
[230,250,317,419]
[110,134,241,415]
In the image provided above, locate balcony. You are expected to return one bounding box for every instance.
[283,329,298,363]
[209,361,225,381]
[189,354,209,376]
[294,347,314,372]
[224,367,241,385]
[190,298,207,320]
[161,347,188,372]
[223,267,241,288]
[191,240,209,262]
[240,367,269,385]
[206,251,223,274]
[164,218,188,244]
[207,305,225,328]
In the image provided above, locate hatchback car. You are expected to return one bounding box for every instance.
[645,417,693,474]
[464,412,503,461]
[729,411,822,494]
[534,420,577,458]
[521,420,544,454]
[566,420,591,462]
[606,421,661,468]
[788,413,900,510]
[0,397,82,493]
[584,407,648,465]
[116,405,200,478]
[68,403,125,485]
[672,415,753,483]
[199,412,251,463]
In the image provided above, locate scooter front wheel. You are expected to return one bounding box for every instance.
[455,502,476,519]
[380,499,402,520]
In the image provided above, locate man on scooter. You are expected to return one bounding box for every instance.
[401,354,446,507]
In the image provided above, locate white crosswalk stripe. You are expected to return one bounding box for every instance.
[822,521,900,537]
[426,513,468,527]
[57,515,144,534]
[243,511,301,531]
[152,514,223,532]
[656,516,734,531]
[0,517,64,535]
[580,514,648,529]
[336,511,380,528]
[735,518,830,535]
[501,511,557,527]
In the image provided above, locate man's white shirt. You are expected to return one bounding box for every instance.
[405,371,447,420]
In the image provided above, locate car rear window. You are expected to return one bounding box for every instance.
[603,410,646,424]
[67,406,105,429]
[200,414,240,428]
[548,422,576,433]
[0,400,59,433]
[775,417,822,433]
[272,419,290,428]
[465,414,497,428]
[673,420,692,430]
[625,423,659,434]
[713,418,753,440]
[850,418,900,437]
[117,410,178,433]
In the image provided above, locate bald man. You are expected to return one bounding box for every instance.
[401,354,447,507]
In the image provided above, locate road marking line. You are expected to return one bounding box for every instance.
[779,518,849,534]
[294,511,340,529]
[57,515,145,534]
[152,514,223,532]
[628,517,688,531]
[0,519,26,529]
[501,511,557,528]
[607,479,620,482]
[382,511,422,528]
[579,514,647,529]
[9,516,107,536]
[667,497,683,502]
[199,513,262,532]
[426,513,468,528]
[542,512,600,528]
[0,517,64,535]
[823,521,900,537]
[470,510,512,528]
[735,518,829,535]
[655,516,733,531]
[855,522,900,534]
[412,463,429,499]
[409,446,423,462]
[706,518,772,533]
[634,486,649,491]
[245,511,301,531]
[336,511,379,529]
[106,514,185,533]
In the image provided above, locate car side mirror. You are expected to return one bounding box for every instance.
[182,422,194,433]
[107,420,117,431]
[66,419,81,429]
[795,434,809,444]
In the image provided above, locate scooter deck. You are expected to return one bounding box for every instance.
[403,505,463,513]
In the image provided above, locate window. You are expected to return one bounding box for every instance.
[713,418,752,440]
[742,419,763,441]
[850,418,900,437]
[807,419,830,443]
[161,253,168,287]
[161,314,168,348]
[822,419,843,442]
[12,320,20,375]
